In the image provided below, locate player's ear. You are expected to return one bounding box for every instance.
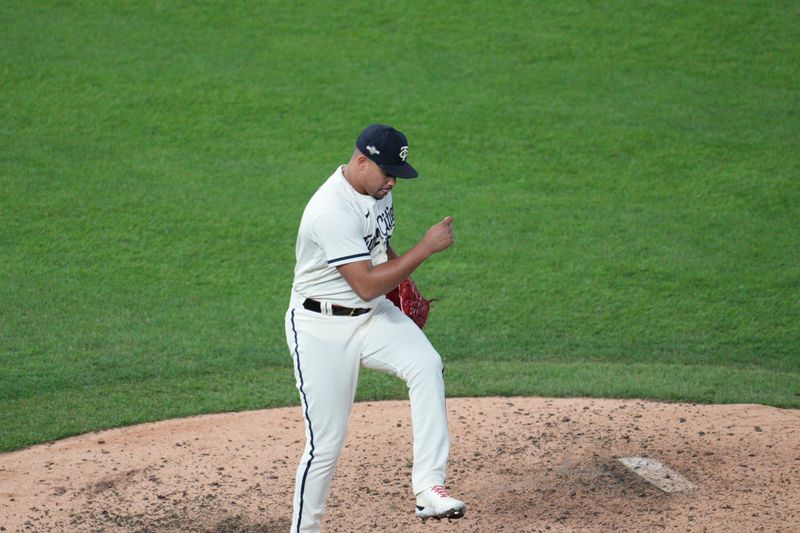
[356,153,371,169]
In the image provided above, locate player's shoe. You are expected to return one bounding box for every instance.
[415,485,466,521]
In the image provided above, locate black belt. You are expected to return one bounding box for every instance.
[303,298,371,316]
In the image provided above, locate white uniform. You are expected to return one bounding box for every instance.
[284,166,450,533]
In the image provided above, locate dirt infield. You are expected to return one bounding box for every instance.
[1,397,798,532]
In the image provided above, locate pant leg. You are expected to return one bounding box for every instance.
[359,298,450,494]
[285,307,365,533]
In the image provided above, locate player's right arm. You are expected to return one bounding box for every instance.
[337,216,454,302]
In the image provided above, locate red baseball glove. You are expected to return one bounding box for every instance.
[386,277,432,329]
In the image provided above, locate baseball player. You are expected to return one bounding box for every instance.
[284,124,466,532]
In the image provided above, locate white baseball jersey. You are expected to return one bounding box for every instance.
[292,166,394,307]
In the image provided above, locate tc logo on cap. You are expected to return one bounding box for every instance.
[399,146,409,161]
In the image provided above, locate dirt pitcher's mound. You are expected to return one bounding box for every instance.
[1,397,799,532]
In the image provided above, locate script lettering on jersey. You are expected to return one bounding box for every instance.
[363,205,394,252]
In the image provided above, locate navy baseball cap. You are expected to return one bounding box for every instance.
[356,124,418,179]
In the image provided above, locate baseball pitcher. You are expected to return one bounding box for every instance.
[284,124,466,532]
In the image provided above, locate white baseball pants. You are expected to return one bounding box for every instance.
[284,294,450,533]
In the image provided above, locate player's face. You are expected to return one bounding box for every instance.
[364,161,396,199]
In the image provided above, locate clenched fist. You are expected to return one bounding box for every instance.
[422,216,455,255]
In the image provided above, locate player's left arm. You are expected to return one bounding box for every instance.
[337,216,454,301]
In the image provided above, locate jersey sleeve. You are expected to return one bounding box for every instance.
[311,210,370,267]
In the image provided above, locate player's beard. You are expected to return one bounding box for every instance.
[372,187,392,199]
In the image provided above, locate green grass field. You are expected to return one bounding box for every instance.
[2,1,798,452]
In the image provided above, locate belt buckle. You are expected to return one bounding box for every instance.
[349,307,357,317]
